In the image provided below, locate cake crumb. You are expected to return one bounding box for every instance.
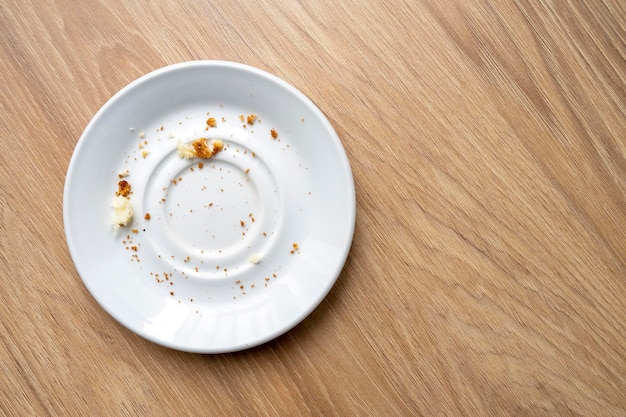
[144,213,151,220]
[270,129,278,139]
[206,117,217,128]
[112,195,133,231]
[247,114,256,125]
[249,254,262,264]
[193,138,213,158]
[178,138,224,159]
[176,141,195,159]
[116,180,131,197]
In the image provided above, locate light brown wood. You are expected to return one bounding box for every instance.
[1,0,624,415]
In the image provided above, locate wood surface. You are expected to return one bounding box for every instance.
[1,0,624,415]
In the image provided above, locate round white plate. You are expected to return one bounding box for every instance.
[64,61,355,353]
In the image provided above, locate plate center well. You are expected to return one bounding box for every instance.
[142,142,281,277]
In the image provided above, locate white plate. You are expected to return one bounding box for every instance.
[64,61,355,353]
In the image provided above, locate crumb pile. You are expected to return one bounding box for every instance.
[177,138,224,159]
[112,179,133,231]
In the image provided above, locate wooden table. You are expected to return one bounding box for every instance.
[2,1,624,415]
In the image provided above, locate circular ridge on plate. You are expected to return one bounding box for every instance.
[141,139,281,277]
[63,61,355,353]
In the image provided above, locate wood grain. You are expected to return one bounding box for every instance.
[1,0,624,415]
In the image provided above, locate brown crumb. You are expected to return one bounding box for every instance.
[192,138,213,159]
[144,213,151,220]
[240,220,245,227]
[270,129,278,139]
[191,138,224,159]
[131,229,138,234]
[212,140,224,153]
[239,114,245,122]
[130,246,138,252]
[198,162,204,169]
[116,180,131,197]
[247,114,256,125]
[206,117,217,128]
